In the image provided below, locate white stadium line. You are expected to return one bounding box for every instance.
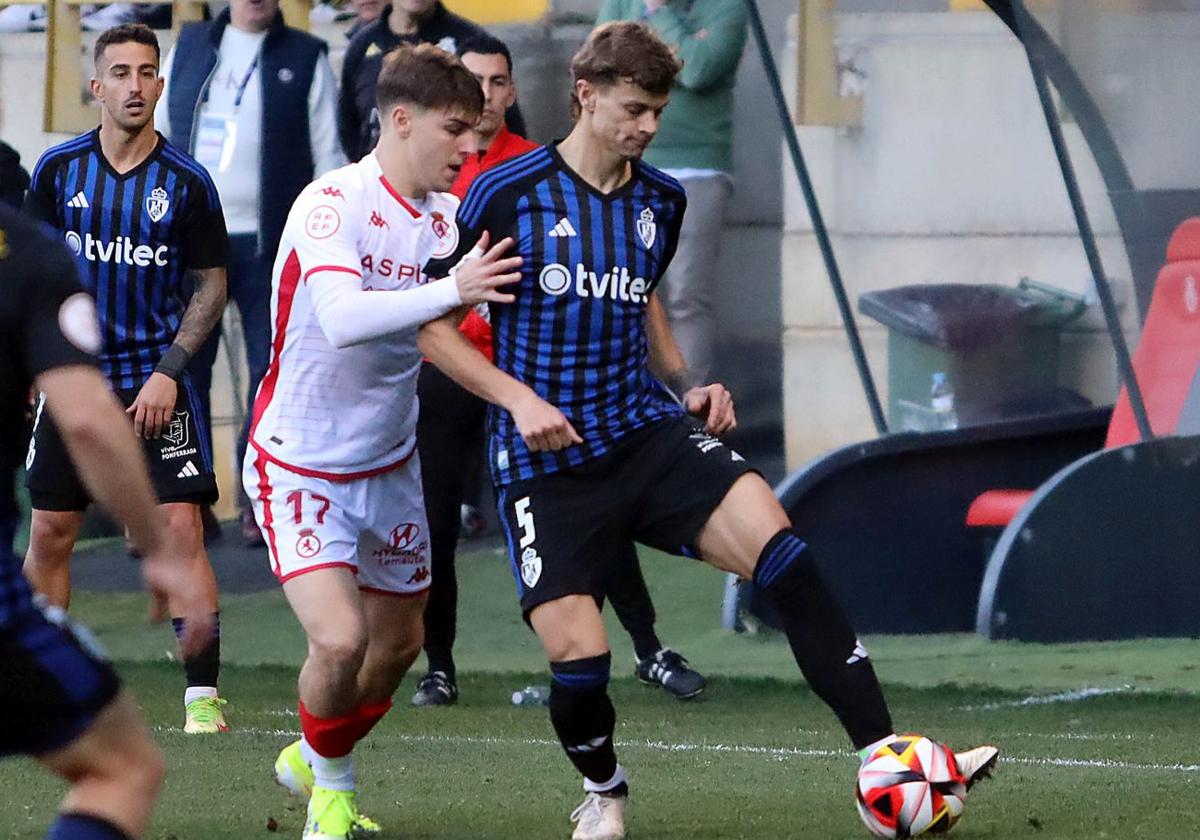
[153,727,1200,774]
[955,685,1133,711]
[1013,731,1142,742]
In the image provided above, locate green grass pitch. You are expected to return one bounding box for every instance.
[6,543,1200,839]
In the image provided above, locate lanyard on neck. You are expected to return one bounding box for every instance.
[202,53,259,111]
[232,56,259,110]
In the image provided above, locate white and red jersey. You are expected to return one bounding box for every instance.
[249,152,462,478]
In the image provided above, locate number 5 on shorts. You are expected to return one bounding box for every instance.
[515,496,536,548]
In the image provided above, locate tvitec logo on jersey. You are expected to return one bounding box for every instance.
[538,263,649,304]
[65,231,167,267]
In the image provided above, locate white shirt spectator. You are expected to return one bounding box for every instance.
[156,31,345,234]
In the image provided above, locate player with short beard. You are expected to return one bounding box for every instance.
[22,23,231,735]
[422,22,999,840]
[247,44,561,840]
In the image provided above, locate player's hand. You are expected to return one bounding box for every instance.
[127,372,177,438]
[512,391,582,452]
[453,231,523,306]
[140,548,213,658]
[684,383,737,436]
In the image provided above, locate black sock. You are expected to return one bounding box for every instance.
[548,653,626,794]
[630,634,663,664]
[754,530,893,749]
[45,812,132,840]
[172,612,220,687]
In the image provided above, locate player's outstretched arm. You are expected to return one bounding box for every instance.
[646,293,737,435]
[419,315,582,452]
[37,365,214,655]
[126,266,228,439]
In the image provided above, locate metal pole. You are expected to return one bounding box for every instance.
[1016,4,1154,442]
[744,0,888,435]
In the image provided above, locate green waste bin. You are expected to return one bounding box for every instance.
[858,279,1087,430]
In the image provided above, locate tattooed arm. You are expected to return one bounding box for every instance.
[127,266,227,439]
[172,266,228,356]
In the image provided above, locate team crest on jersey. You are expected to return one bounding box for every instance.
[520,546,542,588]
[637,207,656,250]
[145,187,170,223]
[163,411,190,451]
[429,211,458,259]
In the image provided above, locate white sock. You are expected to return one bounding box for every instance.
[311,752,355,792]
[299,736,317,765]
[859,733,898,764]
[184,686,218,707]
[583,764,627,794]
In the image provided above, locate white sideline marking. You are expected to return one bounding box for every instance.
[1003,755,1200,773]
[957,686,1133,711]
[1014,731,1142,742]
[155,727,1200,774]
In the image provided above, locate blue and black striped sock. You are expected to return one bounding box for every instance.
[548,652,626,795]
[754,529,894,750]
[171,611,220,688]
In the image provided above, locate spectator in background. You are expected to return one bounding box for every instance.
[0,140,29,209]
[310,0,385,40]
[338,0,525,162]
[409,32,707,708]
[344,0,386,38]
[597,0,747,383]
[157,0,345,545]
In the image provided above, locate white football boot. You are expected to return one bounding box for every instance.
[955,745,1000,790]
[569,792,627,840]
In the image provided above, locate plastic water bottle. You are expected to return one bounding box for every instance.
[930,372,959,431]
[511,685,551,706]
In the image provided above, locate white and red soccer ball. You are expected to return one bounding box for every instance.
[855,735,968,837]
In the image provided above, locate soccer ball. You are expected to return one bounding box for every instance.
[855,735,967,837]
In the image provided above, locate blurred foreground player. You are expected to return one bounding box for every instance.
[244,45,535,839]
[422,22,999,840]
[21,24,230,734]
[0,204,214,840]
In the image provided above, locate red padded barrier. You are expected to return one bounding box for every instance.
[966,489,1033,527]
[1106,257,1200,447]
[1165,217,1200,262]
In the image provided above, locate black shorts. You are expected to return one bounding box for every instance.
[496,416,756,617]
[25,380,218,511]
[0,595,121,756]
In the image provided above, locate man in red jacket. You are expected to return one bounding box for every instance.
[411,32,708,707]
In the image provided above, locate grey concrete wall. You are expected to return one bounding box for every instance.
[779,10,1135,468]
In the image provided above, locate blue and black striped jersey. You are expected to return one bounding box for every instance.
[24,129,228,389]
[425,144,687,486]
